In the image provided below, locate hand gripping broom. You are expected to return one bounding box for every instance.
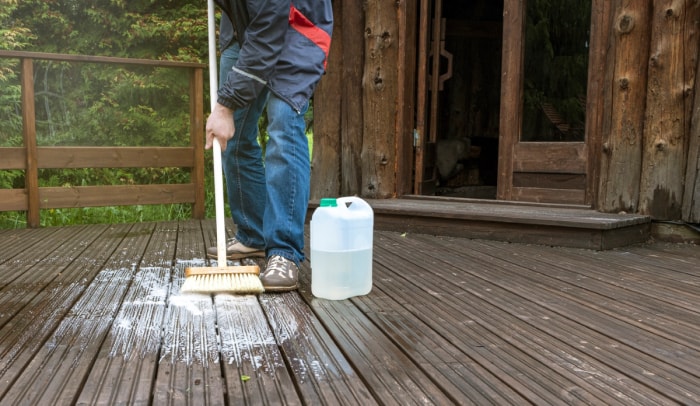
[181,0,264,294]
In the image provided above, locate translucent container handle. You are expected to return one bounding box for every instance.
[337,196,373,213]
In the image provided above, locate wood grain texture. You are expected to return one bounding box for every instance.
[0,220,698,404]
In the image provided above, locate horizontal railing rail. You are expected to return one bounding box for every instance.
[0,50,207,227]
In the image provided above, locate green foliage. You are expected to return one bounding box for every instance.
[0,0,213,228]
[1,0,210,146]
[0,170,23,189]
[0,204,193,228]
[0,0,26,145]
[0,0,34,49]
[0,0,316,229]
[4,0,208,59]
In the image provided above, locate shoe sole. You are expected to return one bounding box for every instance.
[206,251,266,260]
[261,284,298,292]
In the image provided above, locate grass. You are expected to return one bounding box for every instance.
[0,204,199,228]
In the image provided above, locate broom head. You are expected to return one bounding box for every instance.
[181,265,264,294]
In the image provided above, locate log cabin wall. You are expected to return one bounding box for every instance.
[312,0,700,224]
[311,0,417,200]
[599,0,700,222]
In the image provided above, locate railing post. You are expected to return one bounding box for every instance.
[190,67,205,219]
[21,58,40,228]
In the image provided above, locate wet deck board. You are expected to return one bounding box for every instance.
[2,222,153,404]
[0,224,121,402]
[0,220,699,404]
[363,234,608,404]
[297,280,455,405]
[400,234,698,404]
[79,221,177,405]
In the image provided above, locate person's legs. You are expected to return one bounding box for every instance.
[263,95,310,264]
[212,44,268,256]
[223,92,268,249]
[218,44,237,90]
[259,95,310,291]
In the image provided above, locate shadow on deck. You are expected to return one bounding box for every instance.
[1,219,699,404]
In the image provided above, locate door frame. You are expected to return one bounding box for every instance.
[413,0,443,195]
[497,0,606,206]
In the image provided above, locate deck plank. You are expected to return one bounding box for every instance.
[370,232,624,405]
[349,279,529,405]
[0,226,67,265]
[212,222,377,404]
[480,241,700,338]
[202,217,303,405]
[1,222,153,404]
[77,221,179,405]
[153,219,225,406]
[0,225,107,327]
[472,240,700,353]
[0,219,698,404]
[403,232,699,404]
[478,240,700,403]
[259,292,377,405]
[297,266,457,405]
[0,224,123,400]
[215,294,300,405]
[0,225,88,288]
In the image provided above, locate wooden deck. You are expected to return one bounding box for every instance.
[1,219,699,405]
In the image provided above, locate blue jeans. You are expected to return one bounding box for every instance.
[219,44,310,265]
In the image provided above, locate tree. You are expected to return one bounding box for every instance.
[0,0,212,219]
[2,0,209,145]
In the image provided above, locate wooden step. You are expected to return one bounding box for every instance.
[309,196,651,250]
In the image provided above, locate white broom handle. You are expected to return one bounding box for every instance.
[207,0,227,265]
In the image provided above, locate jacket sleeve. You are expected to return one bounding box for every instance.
[217,0,291,110]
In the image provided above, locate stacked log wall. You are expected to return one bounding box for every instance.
[599,0,700,222]
[313,0,700,223]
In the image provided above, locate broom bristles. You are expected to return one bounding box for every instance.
[182,265,264,294]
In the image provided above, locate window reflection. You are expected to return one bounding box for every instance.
[521,0,591,142]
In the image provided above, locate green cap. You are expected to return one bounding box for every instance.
[319,198,337,207]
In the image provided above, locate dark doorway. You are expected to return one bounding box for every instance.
[418,0,504,199]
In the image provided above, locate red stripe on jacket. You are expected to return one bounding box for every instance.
[289,6,331,68]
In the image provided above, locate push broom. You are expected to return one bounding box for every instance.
[181,0,264,294]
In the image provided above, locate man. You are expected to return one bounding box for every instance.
[205,1,333,291]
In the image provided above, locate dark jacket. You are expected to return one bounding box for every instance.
[214,0,333,112]
[219,13,235,51]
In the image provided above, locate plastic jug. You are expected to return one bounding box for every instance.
[310,196,374,300]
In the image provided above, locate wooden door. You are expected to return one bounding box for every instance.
[497,0,596,205]
[413,0,446,195]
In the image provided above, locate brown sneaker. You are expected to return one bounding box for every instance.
[260,255,299,292]
[238,256,267,269]
[206,237,265,259]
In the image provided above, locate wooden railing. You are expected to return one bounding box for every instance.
[0,50,206,227]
